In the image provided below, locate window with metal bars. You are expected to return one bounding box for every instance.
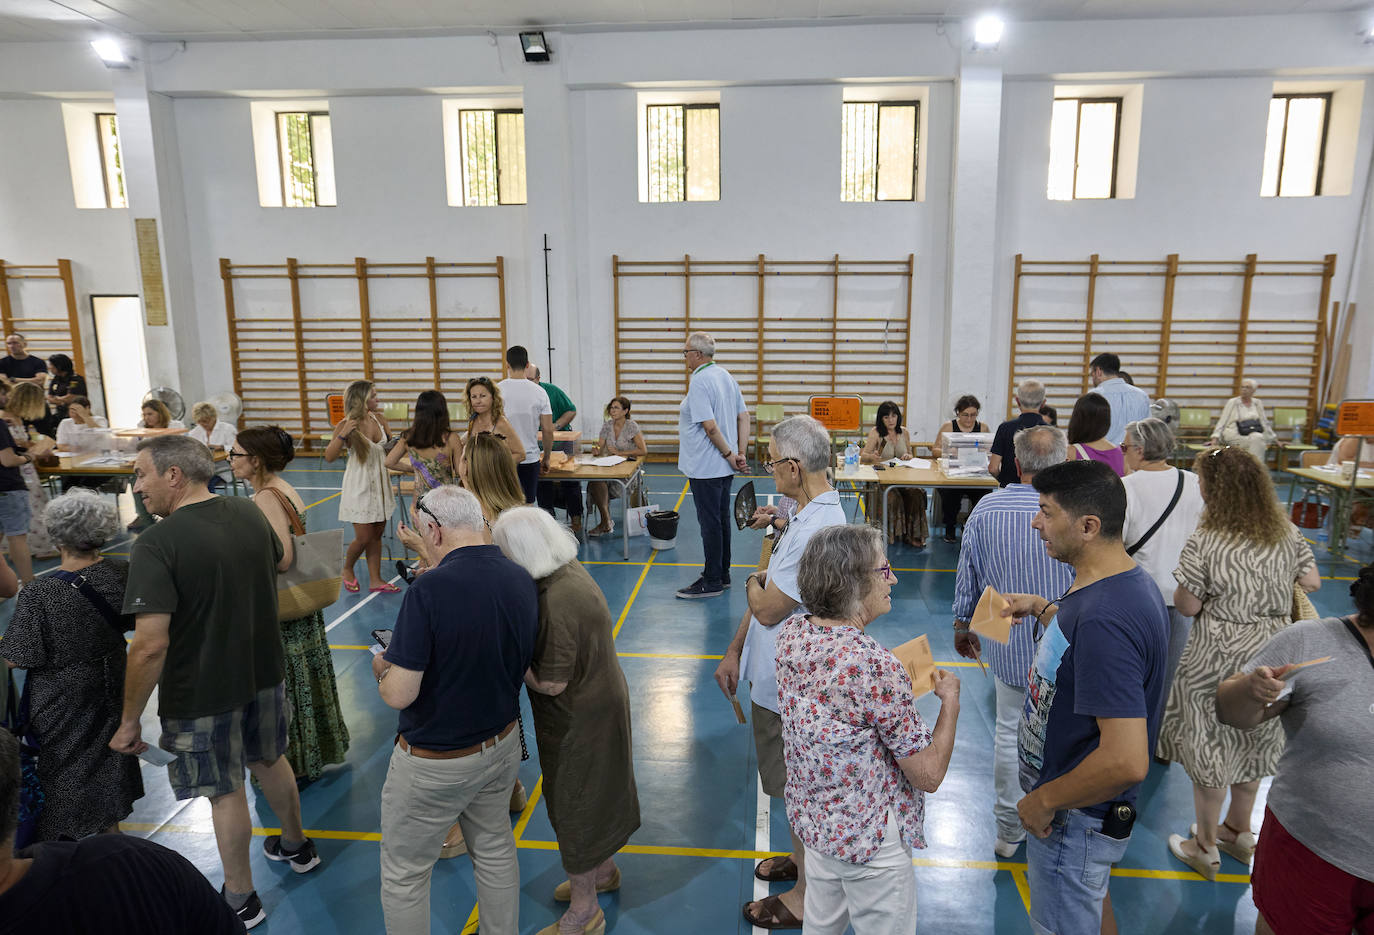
[840,101,918,202]
[1047,97,1122,200]
[94,112,126,209]
[276,111,335,207]
[645,104,720,203]
[1261,94,1331,198]
[458,109,527,206]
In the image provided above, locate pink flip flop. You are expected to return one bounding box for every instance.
[369,582,402,594]
[343,579,360,593]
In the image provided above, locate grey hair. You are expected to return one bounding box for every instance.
[1012,424,1068,477]
[1124,418,1175,462]
[1240,377,1259,393]
[798,524,884,621]
[771,415,831,472]
[686,331,716,356]
[44,488,119,554]
[137,435,215,485]
[492,506,578,580]
[1016,379,1046,409]
[418,485,486,535]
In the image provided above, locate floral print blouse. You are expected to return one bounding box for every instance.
[776,614,932,864]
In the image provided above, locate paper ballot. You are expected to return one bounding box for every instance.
[892,635,937,698]
[970,586,1013,644]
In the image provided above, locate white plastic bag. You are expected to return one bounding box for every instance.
[626,503,661,537]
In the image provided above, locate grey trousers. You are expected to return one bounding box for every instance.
[379,728,521,935]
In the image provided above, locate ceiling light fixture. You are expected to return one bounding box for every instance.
[972,15,1005,50]
[519,31,551,63]
[91,37,131,67]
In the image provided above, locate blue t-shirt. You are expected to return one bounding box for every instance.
[385,545,538,750]
[1017,564,1167,817]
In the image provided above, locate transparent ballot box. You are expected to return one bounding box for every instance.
[941,432,994,476]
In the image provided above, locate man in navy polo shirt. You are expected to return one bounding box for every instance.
[372,485,538,935]
[1002,459,1167,935]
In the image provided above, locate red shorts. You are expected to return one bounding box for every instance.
[1252,807,1374,935]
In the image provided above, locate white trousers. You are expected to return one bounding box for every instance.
[803,812,916,935]
[1219,428,1269,461]
[993,677,1027,844]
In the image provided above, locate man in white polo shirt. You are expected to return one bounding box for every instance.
[675,332,748,599]
[497,345,554,504]
[713,415,847,930]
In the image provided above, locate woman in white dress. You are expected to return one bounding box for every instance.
[1,383,56,561]
[324,379,397,593]
[1207,378,1274,461]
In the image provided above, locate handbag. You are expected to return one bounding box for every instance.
[1289,491,1329,529]
[625,503,660,538]
[264,488,345,622]
[1236,418,1263,436]
[1126,471,1186,557]
[1292,581,1318,621]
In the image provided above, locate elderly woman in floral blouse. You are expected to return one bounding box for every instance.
[775,524,961,935]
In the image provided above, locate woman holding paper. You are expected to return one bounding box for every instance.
[931,395,990,544]
[1157,446,1319,881]
[776,524,960,934]
[860,400,928,547]
[587,396,646,537]
[1215,563,1374,935]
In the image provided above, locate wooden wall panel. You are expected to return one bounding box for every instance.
[0,259,86,377]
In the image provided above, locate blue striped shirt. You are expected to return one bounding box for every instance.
[952,484,1074,688]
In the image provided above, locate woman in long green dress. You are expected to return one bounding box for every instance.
[234,425,350,781]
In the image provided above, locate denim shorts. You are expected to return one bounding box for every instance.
[158,682,290,800]
[0,489,31,536]
[1025,808,1131,935]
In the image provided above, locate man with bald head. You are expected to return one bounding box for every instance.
[0,334,47,389]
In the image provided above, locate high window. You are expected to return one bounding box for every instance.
[1047,97,1122,200]
[840,101,918,202]
[276,112,336,207]
[458,109,527,206]
[94,113,126,209]
[644,103,720,203]
[1261,94,1331,198]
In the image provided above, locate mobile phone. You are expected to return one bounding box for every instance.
[371,628,392,651]
[1100,802,1136,839]
[874,464,887,471]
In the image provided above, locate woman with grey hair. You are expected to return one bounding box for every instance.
[0,489,143,840]
[1122,419,1205,723]
[1207,378,1274,461]
[491,506,639,935]
[776,524,960,934]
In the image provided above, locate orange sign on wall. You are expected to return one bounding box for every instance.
[1336,399,1374,437]
[326,394,345,426]
[808,395,863,432]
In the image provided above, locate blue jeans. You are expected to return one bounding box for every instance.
[689,475,732,587]
[1025,808,1130,935]
[515,461,540,504]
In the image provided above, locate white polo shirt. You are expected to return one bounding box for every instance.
[497,378,552,465]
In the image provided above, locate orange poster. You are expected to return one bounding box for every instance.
[808,395,863,432]
[1336,400,1374,437]
[326,394,345,425]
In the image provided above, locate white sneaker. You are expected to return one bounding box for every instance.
[994,838,1023,858]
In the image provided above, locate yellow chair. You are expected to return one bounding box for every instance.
[861,403,880,428]
[381,402,408,425]
[1274,407,1315,470]
[754,404,785,465]
[449,401,469,423]
[1173,407,1214,464]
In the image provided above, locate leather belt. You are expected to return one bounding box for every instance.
[395,720,516,760]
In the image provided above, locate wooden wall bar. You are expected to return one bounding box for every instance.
[1009,253,1334,429]
[0,259,86,375]
[613,254,914,454]
[222,255,507,447]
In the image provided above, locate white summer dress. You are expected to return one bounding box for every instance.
[337,413,395,524]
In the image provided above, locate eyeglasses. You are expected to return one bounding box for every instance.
[873,562,895,581]
[763,457,800,473]
[415,500,441,529]
[681,349,696,357]
[226,449,245,460]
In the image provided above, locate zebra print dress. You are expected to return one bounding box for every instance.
[1156,523,1316,786]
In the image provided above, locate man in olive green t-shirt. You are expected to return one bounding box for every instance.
[528,364,585,531]
[108,435,320,929]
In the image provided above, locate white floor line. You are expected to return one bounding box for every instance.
[324,574,402,632]
[753,771,769,935]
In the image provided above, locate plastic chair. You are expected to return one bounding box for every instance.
[381,402,408,425]
[753,404,784,465]
[449,401,469,423]
[861,403,880,427]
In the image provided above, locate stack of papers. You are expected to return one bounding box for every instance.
[889,457,932,469]
[79,455,134,466]
[576,455,627,467]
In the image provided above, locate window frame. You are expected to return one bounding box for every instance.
[1054,95,1123,200]
[275,110,330,208]
[457,107,526,207]
[1265,92,1333,198]
[841,99,920,203]
[645,102,721,204]
[93,112,125,209]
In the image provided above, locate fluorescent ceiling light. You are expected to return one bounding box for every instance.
[973,15,1005,49]
[90,37,129,66]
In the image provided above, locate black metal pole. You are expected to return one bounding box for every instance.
[543,233,554,382]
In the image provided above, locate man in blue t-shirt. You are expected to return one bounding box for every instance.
[1001,459,1167,935]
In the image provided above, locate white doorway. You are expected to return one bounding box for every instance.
[90,295,149,428]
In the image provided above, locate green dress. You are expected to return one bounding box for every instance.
[279,499,351,781]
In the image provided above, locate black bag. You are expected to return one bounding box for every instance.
[1236,418,1263,436]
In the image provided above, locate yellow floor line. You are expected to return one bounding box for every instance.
[305,490,342,510]
[1012,867,1032,914]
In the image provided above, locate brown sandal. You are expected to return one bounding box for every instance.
[742,894,802,930]
[753,855,798,882]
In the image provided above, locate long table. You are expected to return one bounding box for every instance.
[39,449,229,477]
[1284,466,1374,557]
[877,465,999,545]
[542,459,645,560]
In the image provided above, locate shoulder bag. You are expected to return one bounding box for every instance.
[1126,471,1186,557]
[263,488,345,622]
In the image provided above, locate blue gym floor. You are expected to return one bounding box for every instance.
[3,462,1367,934]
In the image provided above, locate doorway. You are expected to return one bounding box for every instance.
[90,295,149,427]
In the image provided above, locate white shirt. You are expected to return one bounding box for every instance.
[739,489,848,713]
[55,416,108,449]
[189,421,237,450]
[497,378,552,465]
[1122,467,1205,604]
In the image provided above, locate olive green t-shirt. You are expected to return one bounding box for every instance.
[123,496,286,719]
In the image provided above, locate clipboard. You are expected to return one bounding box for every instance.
[891,635,937,698]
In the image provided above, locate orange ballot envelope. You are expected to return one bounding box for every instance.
[892,635,937,698]
[729,693,747,724]
[1282,656,1332,676]
[970,586,1013,644]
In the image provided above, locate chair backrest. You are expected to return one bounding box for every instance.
[1300,449,1329,469]
[381,402,408,424]
[449,401,469,423]
[756,403,784,424]
[860,403,880,427]
[1272,407,1307,429]
[1178,408,1212,429]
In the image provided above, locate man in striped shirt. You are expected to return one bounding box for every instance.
[952,424,1074,858]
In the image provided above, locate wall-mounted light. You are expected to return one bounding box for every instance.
[91,37,132,68]
[972,15,1005,50]
[520,31,551,63]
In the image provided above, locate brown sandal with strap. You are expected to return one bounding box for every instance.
[742,894,802,930]
[753,855,798,882]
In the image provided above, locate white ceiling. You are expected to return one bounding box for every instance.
[0,0,1365,43]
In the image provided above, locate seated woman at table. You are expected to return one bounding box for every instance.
[1064,393,1126,476]
[1324,435,1374,540]
[187,401,236,450]
[54,397,107,449]
[1207,378,1275,462]
[931,395,990,544]
[137,398,184,431]
[588,396,647,537]
[385,390,463,491]
[861,400,927,547]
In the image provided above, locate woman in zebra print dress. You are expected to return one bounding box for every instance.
[1157,446,1320,880]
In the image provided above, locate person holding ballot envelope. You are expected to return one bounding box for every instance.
[775,523,960,935]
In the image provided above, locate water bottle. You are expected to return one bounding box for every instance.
[1316,517,1330,550]
[844,440,859,474]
